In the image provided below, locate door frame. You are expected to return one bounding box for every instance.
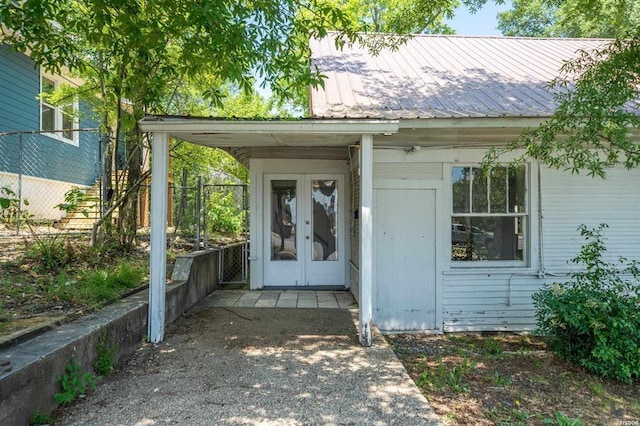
[249,159,350,289]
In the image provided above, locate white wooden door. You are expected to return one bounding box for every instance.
[263,174,345,286]
[374,188,437,330]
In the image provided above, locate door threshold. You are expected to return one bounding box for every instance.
[262,286,348,291]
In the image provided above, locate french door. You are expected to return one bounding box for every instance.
[263,174,345,286]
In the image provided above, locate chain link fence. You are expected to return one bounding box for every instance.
[0,130,250,284]
[144,178,250,285]
[0,129,103,235]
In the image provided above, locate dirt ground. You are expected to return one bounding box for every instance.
[387,333,640,425]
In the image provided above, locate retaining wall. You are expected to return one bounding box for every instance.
[0,249,218,426]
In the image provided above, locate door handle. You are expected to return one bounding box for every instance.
[306,236,310,240]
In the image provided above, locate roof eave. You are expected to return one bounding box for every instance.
[139,117,400,135]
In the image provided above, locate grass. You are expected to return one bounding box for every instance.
[387,333,640,425]
[0,235,149,335]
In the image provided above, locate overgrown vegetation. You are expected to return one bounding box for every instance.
[388,333,640,425]
[416,357,477,393]
[29,409,52,426]
[0,234,149,335]
[54,357,99,405]
[533,224,640,383]
[93,329,117,376]
[0,185,29,225]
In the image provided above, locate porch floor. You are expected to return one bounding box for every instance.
[199,289,358,309]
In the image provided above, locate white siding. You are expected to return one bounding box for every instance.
[351,146,640,333]
[442,273,543,332]
[541,166,640,272]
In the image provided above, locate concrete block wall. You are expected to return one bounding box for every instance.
[0,249,218,426]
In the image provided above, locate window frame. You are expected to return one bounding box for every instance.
[40,72,79,146]
[450,163,529,268]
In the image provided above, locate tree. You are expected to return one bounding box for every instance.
[497,0,640,38]
[487,0,640,178]
[1,0,454,249]
[339,0,458,34]
[496,0,559,37]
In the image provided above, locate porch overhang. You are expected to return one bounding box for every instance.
[139,116,400,147]
[142,116,391,346]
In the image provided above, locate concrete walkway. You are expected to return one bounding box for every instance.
[203,289,358,309]
[57,292,442,425]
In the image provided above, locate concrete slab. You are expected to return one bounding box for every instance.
[234,291,262,307]
[253,292,279,308]
[276,292,299,308]
[56,307,442,425]
[296,297,319,308]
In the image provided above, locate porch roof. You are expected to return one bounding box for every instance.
[139,115,552,166]
[139,115,399,146]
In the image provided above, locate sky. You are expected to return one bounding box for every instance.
[446,1,512,36]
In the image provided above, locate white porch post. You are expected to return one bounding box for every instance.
[148,131,169,343]
[359,134,374,346]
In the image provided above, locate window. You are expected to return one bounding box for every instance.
[451,165,527,264]
[40,75,78,145]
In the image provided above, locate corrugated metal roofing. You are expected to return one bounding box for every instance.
[309,34,611,119]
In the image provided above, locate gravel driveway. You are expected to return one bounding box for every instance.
[57,305,441,425]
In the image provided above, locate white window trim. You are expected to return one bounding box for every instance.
[448,163,530,269]
[40,71,79,146]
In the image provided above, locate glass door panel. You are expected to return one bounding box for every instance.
[311,180,338,261]
[271,180,297,261]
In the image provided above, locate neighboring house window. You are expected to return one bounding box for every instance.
[451,165,527,264]
[40,74,78,145]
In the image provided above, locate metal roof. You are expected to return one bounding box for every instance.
[310,34,611,119]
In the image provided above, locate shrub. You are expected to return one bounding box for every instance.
[533,224,640,383]
[206,190,244,236]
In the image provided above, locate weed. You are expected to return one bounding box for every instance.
[29,409,52,426]
[542,410,583,425]
[531,374,550,385]
[531,357,544,368]
[487,403,532,425]
[416,357,476,393]
[25,234,72,273]
[487,370,513,387]
[482,337,504,355]
[0,186,29,224]
[94,329,117,376]
[54,357,99,405]
[55,187,97,219]
[0,303,8,322]
[589,381,605,396]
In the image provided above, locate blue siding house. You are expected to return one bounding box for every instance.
[0,44,101,221]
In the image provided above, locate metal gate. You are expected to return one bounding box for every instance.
[215,240,249,284]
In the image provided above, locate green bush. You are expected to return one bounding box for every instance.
[533,224,640,383]
[206,190,244,236]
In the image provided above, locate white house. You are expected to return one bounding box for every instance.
[140,35,640,346]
